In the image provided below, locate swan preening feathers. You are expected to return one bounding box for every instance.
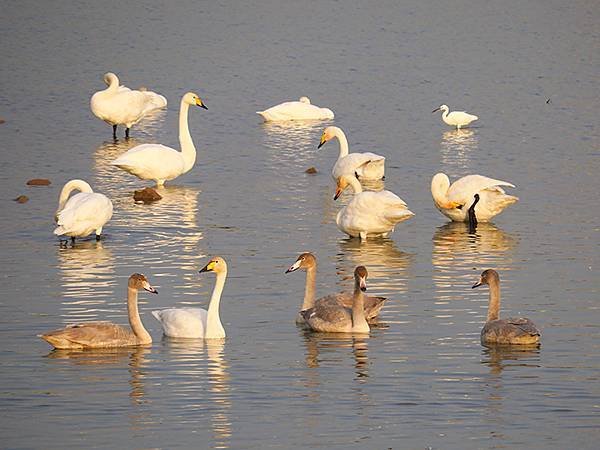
[473,269,541,345]
[257,97,334,122]
[111,92,207,186]
[432,104,478,129]
[54,179,113,241]
[40,274,157,349]
[152,257,228,339]
[91,72,167,138]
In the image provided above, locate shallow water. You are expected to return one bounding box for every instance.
[1,0,598,448]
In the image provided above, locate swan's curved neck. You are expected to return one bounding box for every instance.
[351,281,368,330]
[333,128,349,158]
[302,265,317,310]
[347,176,363,195]
[486,278,500,322]
[128,287,152,344]
[431,178,454,209]
[106,74,120,93]
[57,180,93,212]
[178,99,196,173]
[206,270,227,336]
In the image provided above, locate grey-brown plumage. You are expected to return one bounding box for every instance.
[285,252,387,324]
[40,273,158,349]
[473,269,540,345]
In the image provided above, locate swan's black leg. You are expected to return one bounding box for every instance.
[96,234,102,241]
[125,127,130,139]
[468,193,480,233]
[112,125,117,139]
[70,236,76,244]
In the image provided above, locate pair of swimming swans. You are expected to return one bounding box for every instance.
[40,257,229,349]
[91,72,167,139]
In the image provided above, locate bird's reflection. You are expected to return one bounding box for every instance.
[440,128,478,175]
[482,345,541,376]
[93,138,147,190]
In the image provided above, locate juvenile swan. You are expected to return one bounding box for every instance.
[54,179,113,242]
[431,173,518,223]
[257,97,334,122]
[285,252,386,324]
[111,92,208,186]
[432,104,478,129]
[335,175,414,240]
[301,266,371,333]
[40,274,157,349]
[473,269,541,345]
[152,256,227,339]
[91,72,167,138]
[318,126,385,181]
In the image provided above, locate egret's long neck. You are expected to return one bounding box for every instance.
[486,279,501,322]
[334,128,349,158]
[127,288,152,344]
[441,108,449,121]
[57,180,93,213]
[178,100,196,173]
[351,280,368,330]
[302,266,317,310]
[206,270,227,336]
[347,176,363,195]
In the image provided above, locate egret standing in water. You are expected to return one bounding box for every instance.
[432,104,478,129]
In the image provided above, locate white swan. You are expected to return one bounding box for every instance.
[152,256,227,339]
[318,126,385,181]
[90,72,167,138]
[335,175,414,240]
[111,92,207,186]
[432,104,478,129]
[431,172,518,223]
[257,97,334,122]
[54,179,113,241]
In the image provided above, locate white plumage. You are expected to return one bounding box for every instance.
[90,72,167,137]
[257,97,334,122]
[431,172,518,222]
[433,104,478,129]
[54,179,113,240]
[335,175,414,240]
[319,126,385,181]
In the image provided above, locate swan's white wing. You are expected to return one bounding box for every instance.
[448,175,515,204]
[339,191,413,235]
[257,101,334,121]
[152,308,207,338]
[111,144,185,181]
[333,152,385,179]
[140,91,167,114]
[54,193,113,236]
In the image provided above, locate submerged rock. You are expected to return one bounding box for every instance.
[26,178,51,186]
[305,167,318,174]
[14,195,29,203]
[133,187,162,203]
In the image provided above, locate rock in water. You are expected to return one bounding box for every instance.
[26,178,51,186]
[133,187,162,203]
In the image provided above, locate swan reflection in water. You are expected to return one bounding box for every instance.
[439,128,479,175]
[160,338,231,448]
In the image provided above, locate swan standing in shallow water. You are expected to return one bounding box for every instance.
[152,257,227,339]
[318,126,385,181]
[40,274,158,349]
[432,104,478,129]
[335,175,414,240]
[91,72,167,139]
[285,252,386,324]
[473,269,541,345]
[431,172,518,224]
[111,92,207,186]
[301,266,371,333]
[257,97,334,122]
[54,179,113,242]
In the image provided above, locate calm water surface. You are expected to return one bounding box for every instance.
[1,1,598,448]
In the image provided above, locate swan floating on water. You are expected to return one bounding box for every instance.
[472,269,541,345]
[432,104,478,129]
[111,92,207,186]
[152,256,227,339]
[335,175,414,240]
[91,72,167,139]
[431,172,518,224]
[318,126,385,182]
[285,252,386,324]
[39,274,158,349]
[54,179,113,242]
[257,97,334,122]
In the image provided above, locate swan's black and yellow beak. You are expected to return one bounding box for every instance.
[196,98,208,110]
[472,277,483,289]
[334,187,343,200]
[285,259,302,274]
[144,285,158,294]
[317,134,327,149]
[200,260,216,273]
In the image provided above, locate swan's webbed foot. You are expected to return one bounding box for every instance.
[95,234,102,241]
[125,128,130,139]
[112,125,117,140]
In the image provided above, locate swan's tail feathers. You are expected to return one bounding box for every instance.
[53,225,66,236]
[141,91,168,113]
[386,208,415,223]
[151,310,163,322]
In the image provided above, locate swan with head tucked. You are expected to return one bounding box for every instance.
[110,92,207,186]
[257,97,334,122]
[152,256,227,339]
[473,269,541,345]
[301,266,371,333]
[432,104,478,129]
[40,274,158,349]
[431,172,518,223]
[285,252,386,324]
[54,179,113,242]
[91,72,167,139]
[318,126,385,181]
[335,175,414,241]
